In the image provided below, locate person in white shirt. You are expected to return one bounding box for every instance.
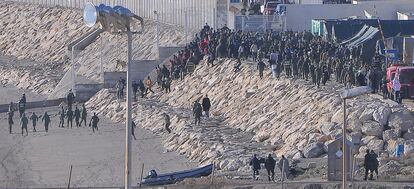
[270,51,279,78]
[250,43,258,62]
[392,76,401,104]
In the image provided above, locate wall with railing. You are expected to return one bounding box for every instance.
[1,0,227,30]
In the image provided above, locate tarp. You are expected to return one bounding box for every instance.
[341,25,380,63]
[340,25,369,45]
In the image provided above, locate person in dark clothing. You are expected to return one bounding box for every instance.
[249,154,261,180]
[234,59,242,73]
[370,150,379,180]
[8,102,14,134]
[138,80,146,98]
[20,113,28,136]
[30,112,38,132]
[81,104,87,127]
[202,95,211,118]
[67,89,75,110]
[265,154,276,181]
[132,81,138,100]
[58,107,65,128]
[364,149,372,181]
[74,106,81,127]
[42,112,51,132]
[163,113,171,133]
[164,77,171,93]
[257,60,266,79]
[67,108,73,128]
[132,121,137,140]
[382,78,388,99]
[89,113,99,132]
[18,97,25,117]
[193,100,202,125]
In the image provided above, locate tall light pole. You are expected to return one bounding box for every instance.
[83,3,144,189]
[340,86,372,189]
[154,11,160,62]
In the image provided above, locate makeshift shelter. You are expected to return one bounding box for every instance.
[341,25,380,63]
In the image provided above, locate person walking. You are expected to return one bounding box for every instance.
[42,112,51,132]
[18,96,26,117]
[74,106,81,127]
[81,104,87,127]
[30,112,38,132]
[89,113,100,132]
[363,149,372,181]
[132,121,137,140]
[163,113,171,133]
[67,108,74,128]
[8,102,14,134]
[67,89,75,110]
[58,106,65,128]
[265,154,276,181]
[278,155,289,181]
[145,76,155,94]
[20,113,28,136]
[393,76,402,104]
[249,154,261,180]
[250,43,258,62]
[257,60,266,79]
[193,100,203,126]
[202,95,211,118]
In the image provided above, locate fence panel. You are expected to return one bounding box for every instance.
[235,15,285,32]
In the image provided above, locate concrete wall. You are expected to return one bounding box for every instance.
[285,2,414,31]
[159,46,184,64]
[75,83,103,102]
[103,60,159,88]
[0,98,66,113]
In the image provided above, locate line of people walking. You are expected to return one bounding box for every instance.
[250,154,290,182]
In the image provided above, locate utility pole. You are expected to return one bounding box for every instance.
[124,29,133,189]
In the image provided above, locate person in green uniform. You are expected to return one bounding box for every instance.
[30,112,39,132]
[74,106,81,127]
[89,113,99,132]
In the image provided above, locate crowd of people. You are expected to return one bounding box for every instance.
[7,90,101,136]
[250,154,289,182]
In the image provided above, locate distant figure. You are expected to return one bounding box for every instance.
[163,113,171,133]
[74,106,81,127]
[265,154,276,181]
[89,113,100,132]
[20,113,28,136]
[257,59,266,79]
[30,112,38,132]
[67,108,73,128]
[132,121,137,140]
[18,96,26,117]
[42,112,51,132]
[132,81,138,100]
[393,76,401,104]
[233,59,242,73]
[370,150,379,180]
[116,78,124,100]
[58,107,65,128]
[67,89,75,110]
[138,80,146,98]
[8,102,14,134]
[192,100,202,125]
[81,104,87,127]
[164,77,171,93]
[278,155,289,180]
[202,95,211,118]
[364,149,371,180]
[145,76,154,94]
[249,154,261,180]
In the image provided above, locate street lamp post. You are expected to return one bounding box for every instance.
[154,11,160,62]
[340,86,372,189]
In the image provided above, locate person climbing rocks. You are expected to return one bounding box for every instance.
[163,113,171,134]
[202,95,211,118]
[74,106,81,127]
[192,100,202,126]
[265,154,276,181]
[67,108,73,128]
[20,113,28,136]
[145,76,154,94]
[30,112,38,132]
[81,104,87,127]
[249,154,261,180]
[58,106,65,128]
[89,112,99,132]
[42,112,51,132]
[8,102,14,134]
[67,89,75,110]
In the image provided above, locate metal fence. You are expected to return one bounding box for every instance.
[235,15,286,32]
[1,0,224,30]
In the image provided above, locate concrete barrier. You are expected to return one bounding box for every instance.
[0,98,66,113]
[75,83,103,102]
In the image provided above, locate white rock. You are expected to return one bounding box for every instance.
[388,110,414,133]
[373,106,392,126]
[367,139,384,151]
[361,120,383,137]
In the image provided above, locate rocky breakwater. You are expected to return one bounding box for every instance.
[157,59,414,159]
[0,2,92,94]
[86,89,274,173]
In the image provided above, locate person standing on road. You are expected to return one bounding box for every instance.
[42,112,51,132]
[67,108,74,128]
[249,154,261,180]
[20,113,28,136]
[8,102,14,134]
[30,112,38,132]
[163,113,171,133]
[67,89,75,110]
[74,106,81,127]
[193,100,202,125]
[202,95,211,118]
[265,154,276,181]
[81,104,87,127]
[89,112,99,132]
[18,96,26,117]
[58,106,65,128]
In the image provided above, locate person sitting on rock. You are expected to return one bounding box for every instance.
[249,154,261,180]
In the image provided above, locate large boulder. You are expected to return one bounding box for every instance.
[373,106,392,126]
[359,108,375,122]
[367,139,384,151]
[361,120,384,137]
[404,140,414,155]
[383,129,400,141]
[303,143,326,158]
[348,118,362,133]
[319,122,339,136]
[388,110,414,133]
[403,128,414,140]
[351,132,363,145]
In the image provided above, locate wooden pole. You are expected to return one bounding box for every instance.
[67,165,73,189]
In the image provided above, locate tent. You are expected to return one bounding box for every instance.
[341,25,380,63]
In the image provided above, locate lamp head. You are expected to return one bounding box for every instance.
[83,2,97,27]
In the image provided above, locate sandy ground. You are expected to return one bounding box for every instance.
[0,90,196,188]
